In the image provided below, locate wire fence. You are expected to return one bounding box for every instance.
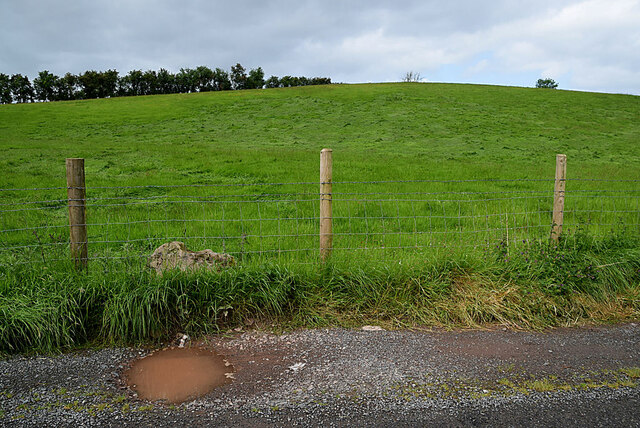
[1,174,639,270]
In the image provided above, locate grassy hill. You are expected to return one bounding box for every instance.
[1,82,639,188]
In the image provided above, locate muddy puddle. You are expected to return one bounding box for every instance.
[124,347,234,403]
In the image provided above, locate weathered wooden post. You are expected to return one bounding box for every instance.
[320,149,333,261]
[550,154,567,242]
[66,158,88,270]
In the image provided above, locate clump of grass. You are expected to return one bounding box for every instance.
[497,378,516,388]
[0,266,94,352]
[527,379,558,392]
[620,367,640,379]
[494,228,640,296]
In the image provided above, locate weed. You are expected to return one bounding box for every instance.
[93,403,108,412]
[63,401,81,411]
[620,367,640,379]
[497,378,515,388]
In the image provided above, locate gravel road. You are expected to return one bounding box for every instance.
[1,323,639,427]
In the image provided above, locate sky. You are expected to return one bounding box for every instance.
[1,0,639,95]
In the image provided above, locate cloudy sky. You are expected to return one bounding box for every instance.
[2,0,639,94]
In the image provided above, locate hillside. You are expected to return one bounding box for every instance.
[1,83,639,189]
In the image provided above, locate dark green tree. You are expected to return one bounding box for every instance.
[78,70,102,99]
[118,69,145,96]
[212,68,231,91]
[141,70,158,95]
[279,75,297,87]
[536,78,558,89]
[9,74,34,103]
[194,66,214,92]
[310,77,331,85]
[34,70,59,102]
[1,65,330,100]
[97,69,119,98]
[246,67,265,89]
[265,75,280,88]
[230,63,247,90]
[54,73,79,100]
[156,68,176,94]
[175,68,197,93]
[0,73,12,103]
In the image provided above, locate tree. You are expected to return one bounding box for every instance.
[118,69,145,96]
[279,75,299,87]
[246,67,265,89]
[54,73,79,101]
[140,70,158,95]
[175,68,197,93]
[310,77,331,85]
[156,68,176,94]
[265,75,330,89]
[230,63,247,90]
[265,75,280,88]
[402,71,421,82]
[9,74,34,103]
[212,68,231,91]
[0,65,330,101]
[536,78,558,89]
[78,70,102,99]
[194,66,214,92]
[100,70,119,98]
[34,70,58,102]
[0,73,12,104]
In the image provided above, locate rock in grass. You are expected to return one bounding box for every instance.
[148,241,235,274]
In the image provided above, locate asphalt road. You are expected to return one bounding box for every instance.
[1,323,639,427]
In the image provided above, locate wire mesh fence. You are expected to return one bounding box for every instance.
[0,181,320,268]
[332,178,639,254]
[1,174,639,270]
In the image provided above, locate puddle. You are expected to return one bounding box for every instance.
[124,347,234,403]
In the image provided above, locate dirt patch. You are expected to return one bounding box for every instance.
[123,347,234,403]
[434,326,639,368]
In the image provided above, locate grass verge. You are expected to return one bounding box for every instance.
[1,231,639,354]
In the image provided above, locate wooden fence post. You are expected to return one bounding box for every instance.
[320,149,333,261]
[66,158,88,270]
[551,154,567,242]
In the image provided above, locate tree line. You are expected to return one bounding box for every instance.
[0,63,332,104]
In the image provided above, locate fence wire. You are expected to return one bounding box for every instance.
[1,178,638,268]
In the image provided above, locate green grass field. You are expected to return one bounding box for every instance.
[1,83,639,264]
[1,83,639,352]
[1,82,639,187]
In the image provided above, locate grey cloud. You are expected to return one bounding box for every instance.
[0,0,638,94]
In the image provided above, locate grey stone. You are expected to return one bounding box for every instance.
[148,241,235,274]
